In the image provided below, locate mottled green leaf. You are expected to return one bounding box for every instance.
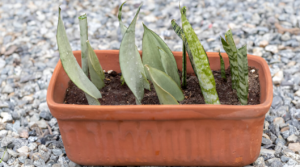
[145,65,184,104]
[218,50,226,79]
[180,6,220,104]
[87,41,105,89]
[224,30,239,90]
[56,8,101,105]
[171,20,197,78]
[158,47,181,87]
[118,1,127,36]
[78,14,89,76]
[221,37,235,85]
[119,4,146,104]
[182,39,187,88]
[237,45,248,105]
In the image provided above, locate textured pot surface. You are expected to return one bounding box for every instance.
[47,50,273,166]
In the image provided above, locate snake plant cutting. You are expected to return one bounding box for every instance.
[56,2,250,105]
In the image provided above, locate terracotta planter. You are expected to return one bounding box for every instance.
[47,50,272,166]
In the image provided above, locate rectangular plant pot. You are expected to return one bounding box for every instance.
[47,50,273,166]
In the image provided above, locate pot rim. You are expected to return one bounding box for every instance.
[47,50,273,120]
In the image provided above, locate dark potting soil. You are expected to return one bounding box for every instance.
[64,67,260,105]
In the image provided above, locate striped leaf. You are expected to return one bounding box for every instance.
[144,65,184,104]
[87,41,105,89]
[224,30,239,90]
[171,20,197,78]
[57,8,101,105]
[118,2,150,91]
[221,36,236,88]
[182,38,187,88]
[119,4,146,104]
[218,50,226,79]
[158,47,181,87]
[237,45,248,105]
[180,6,220,104]
[78,14,89,76]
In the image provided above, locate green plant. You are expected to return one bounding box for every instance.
[221,30,248,105]
[56,2,250,106]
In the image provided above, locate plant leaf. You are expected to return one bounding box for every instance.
[218,50,226,79]
[182,38,187,88]
[87,41,105,89]
[180,6,220,104]
[171,20,198,78]
[119,4,145,104]
[142,24,172,72]
[220,36,235,85]
[158,47,181,87]
[118,2,150,91]
[145,65,184,104]
[78,14,89,76]
[237,45,248,105]
[224,30,239,90]
[85,93,100,105]
[118,1,127,36]
[56,8,101,104]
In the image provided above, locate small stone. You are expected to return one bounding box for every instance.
[1,85,14,94]
[265,45,278,53]
[0,130,8,138]
[0,122,6,130]
[288,143,300,152]
[260,148,275,160]
[28,136,38,143]
[52,164,61,167]
[273,71,283,85]
[39,110,52,120]
[1,137,13,147]
[253,47,264,57]
[18,156,26,164]
[69,161,80,167]
[50,154,58,161]
[36,119,48,129]
[295,90,300,97]
[52,149,62,156]
[259,40,269,47]
[287,134,298,143]
[18,128,29,138]
[281,32,291,41]
[17,146,29,156]
[287,158,298,165]
[272,96,283,109]
[7,149,18,158]
[0,58,6,69]
[266,158,282,167]
[28,142,37,151]
[253,157,265,167]
[0,112,13,123]
[281,155,290,162]
[33,159,46,166]
[273,117,285,126]
[262,137,273,145]
[0,151,10,162]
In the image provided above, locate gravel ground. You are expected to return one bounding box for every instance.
[0,0,300,166]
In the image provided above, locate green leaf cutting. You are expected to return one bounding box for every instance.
[145,65,184,104]
[218,50,226,79]
[237,45,248,105]
[78,14,89,76]
[180,6,220,104]
[87,41,105,89]
[119,4,146,104]
[56,8,101,105]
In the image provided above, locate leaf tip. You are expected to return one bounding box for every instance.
[78,13,87,20]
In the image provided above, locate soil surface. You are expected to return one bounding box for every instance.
[64,67,260,105]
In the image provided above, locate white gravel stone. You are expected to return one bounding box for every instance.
[0,112,12,123]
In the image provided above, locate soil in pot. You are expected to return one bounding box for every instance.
[64,67,260,105]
